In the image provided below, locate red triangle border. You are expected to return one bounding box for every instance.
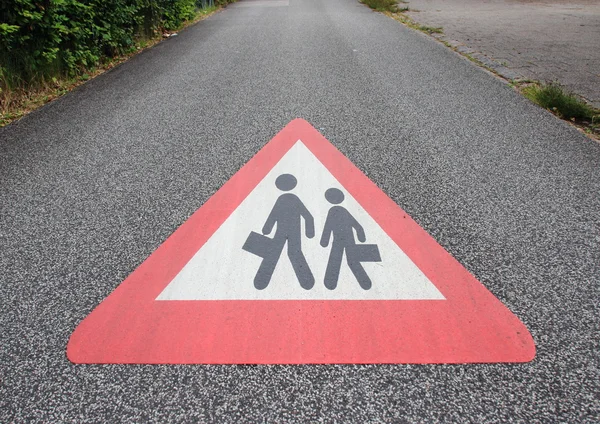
[67,119,535,364]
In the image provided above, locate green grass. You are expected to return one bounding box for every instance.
[384,10,443,35]
[362,0,401,12]
[522,83,598,121]
[362,0,444,34]
[417,25,443,34]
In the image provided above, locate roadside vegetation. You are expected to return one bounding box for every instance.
[0,0,235,127]
[522,83,598,121]
[519,82,599,137]
[363,0,443,34]
[361,0,407,13]
[388,12,442,34]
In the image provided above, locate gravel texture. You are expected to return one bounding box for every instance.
[1,0,599,421]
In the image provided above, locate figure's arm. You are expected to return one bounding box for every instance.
[262,203,278,235]
[320,212,333,247]
[299,202,315,238]
[350,215,366,243]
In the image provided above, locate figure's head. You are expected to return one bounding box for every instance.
[325,188,344,204]
[275,174,297,191]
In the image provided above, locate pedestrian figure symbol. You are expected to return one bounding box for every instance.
[320,188,381,290]
[242,174,316,290]
[243,174,381,291]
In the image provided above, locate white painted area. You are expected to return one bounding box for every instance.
[157,141,445,300]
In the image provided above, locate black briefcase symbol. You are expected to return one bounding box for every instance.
[346,243,381,263]
[242,231,276,260]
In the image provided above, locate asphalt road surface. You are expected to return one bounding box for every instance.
[1,0,599,421]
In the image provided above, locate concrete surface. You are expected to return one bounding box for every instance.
[1,0,599,421]
[405,0,600,107]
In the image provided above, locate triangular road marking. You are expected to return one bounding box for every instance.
[68,119,535,364]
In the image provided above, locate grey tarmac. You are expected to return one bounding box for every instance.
[1,0,599,422]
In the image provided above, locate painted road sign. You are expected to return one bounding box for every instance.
[67,119,535,364]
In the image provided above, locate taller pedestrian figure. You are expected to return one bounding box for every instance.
[320,188,381,290]
[242,174,315,290]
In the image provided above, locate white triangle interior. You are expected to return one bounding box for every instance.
[157,141,445,300]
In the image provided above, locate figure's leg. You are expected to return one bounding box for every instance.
[287,237,314,290]
[324,244,344,290]
[253,236,285,290]
[347,253,372,290]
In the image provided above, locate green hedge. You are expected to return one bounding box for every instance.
[0,0,232,87]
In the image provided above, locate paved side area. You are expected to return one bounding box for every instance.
[1,0,599,421]
[405,0,600,107]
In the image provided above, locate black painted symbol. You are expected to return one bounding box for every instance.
[320,188,381,290]
[242,174,316,290]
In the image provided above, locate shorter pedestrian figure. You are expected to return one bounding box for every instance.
[242,174,315,290]
[320,188,381,290]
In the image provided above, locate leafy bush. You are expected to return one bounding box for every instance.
[0,0,233,90]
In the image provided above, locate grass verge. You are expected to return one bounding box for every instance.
[522,83,598,121]
[520,82,599,137]
[385,10,442,34]
[361,0,407,13]
[0,5,221,128]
